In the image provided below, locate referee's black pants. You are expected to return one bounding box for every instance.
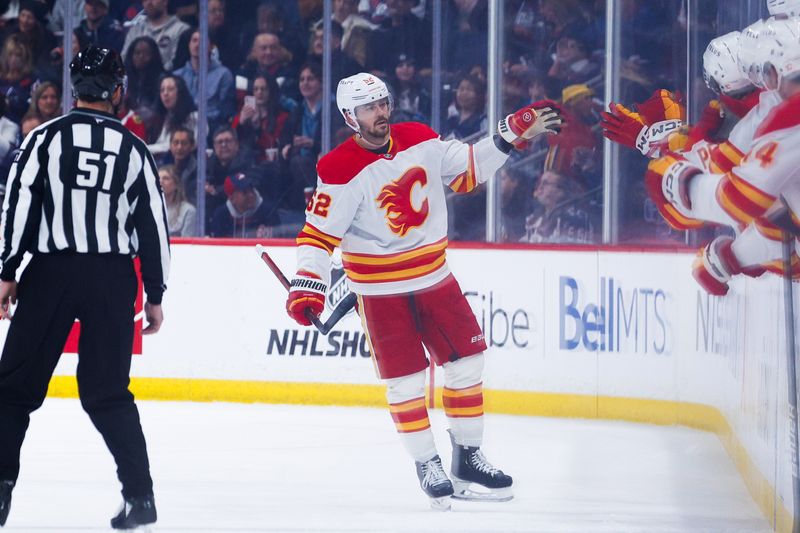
[0,253,153,499]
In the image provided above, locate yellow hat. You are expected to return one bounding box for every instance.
[562,84,594,105]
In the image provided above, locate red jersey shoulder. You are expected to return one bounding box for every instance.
[390,122,439,151]
[755,93,800,138]
[316,122,440,185]
[317,136,378,185]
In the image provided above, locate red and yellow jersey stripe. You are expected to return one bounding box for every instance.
[708,141,745,174]
[389,397,431,433]
[342,237,448,284]
[716,171,777,227]
[449,145,477,194]
[442,383,484,418]
[296,223,342,255]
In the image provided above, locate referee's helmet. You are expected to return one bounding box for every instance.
[70,46,126,102]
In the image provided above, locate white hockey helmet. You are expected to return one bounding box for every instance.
[703,31,753,95]
[760,15,800,90]
[768,0,800,16]
[336,72,393,133]
[738,19,769,87]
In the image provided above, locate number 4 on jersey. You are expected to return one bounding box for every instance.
[753,141,778,169]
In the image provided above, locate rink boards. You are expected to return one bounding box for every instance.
[1,241,795,531]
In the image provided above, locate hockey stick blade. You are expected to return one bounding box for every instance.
[255,245,355,335]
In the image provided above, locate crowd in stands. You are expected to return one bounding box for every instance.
[0,0,696,244]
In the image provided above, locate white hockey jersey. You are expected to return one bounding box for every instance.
[296,122,509,296]
[722,91,800,231]
[683,90,783,173]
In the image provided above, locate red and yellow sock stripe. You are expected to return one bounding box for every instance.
[389,397,431,433]
[296,223,342,255]
[443,383,484,418]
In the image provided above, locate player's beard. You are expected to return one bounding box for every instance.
[361,118,390,145]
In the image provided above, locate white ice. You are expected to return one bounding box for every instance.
[3,399,769,533]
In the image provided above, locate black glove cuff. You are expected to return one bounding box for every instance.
[493,133,514,154]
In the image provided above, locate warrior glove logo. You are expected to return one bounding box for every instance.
[376,167,430,237]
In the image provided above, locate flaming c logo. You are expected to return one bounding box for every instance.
[376,167,429,237]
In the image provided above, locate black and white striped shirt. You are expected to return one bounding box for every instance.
[0,108,170,304]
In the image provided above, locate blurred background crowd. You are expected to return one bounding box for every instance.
[0,0,730,244]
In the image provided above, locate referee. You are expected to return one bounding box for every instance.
[0,47,169,530]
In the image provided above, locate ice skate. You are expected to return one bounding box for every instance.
[415,455,454,510]
[110,494,157,531]
[449,430,513,502]
[0,480,13,526]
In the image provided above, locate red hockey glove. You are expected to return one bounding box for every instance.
[600,102,645,150]
[286,270,326,326]
[685,100,724,149]
[498,100,563,149]
[692,236,744,296]
[637,89,685,125]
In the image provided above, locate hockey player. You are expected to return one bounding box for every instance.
[284,73,562,509]
[671,15,800,294]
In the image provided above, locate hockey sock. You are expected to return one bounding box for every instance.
[385,370,437,463]
[443,354,485,448]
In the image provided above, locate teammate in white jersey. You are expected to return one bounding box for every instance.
[284,73,562,509]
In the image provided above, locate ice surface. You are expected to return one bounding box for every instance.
[2,399,769,532]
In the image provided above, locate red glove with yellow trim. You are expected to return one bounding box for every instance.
[601,90,686,158]
[286,270,326,326]
[685,100,724,149]
[644,154,705,230]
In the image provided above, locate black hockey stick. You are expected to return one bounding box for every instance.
[769,198,800,533]
[256,245,357,335]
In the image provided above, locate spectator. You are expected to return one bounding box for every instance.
[74,0,124,53]
[232,74,288,163]
[387,53,430,123]
[547,31,601,85]
[123,35,165,138]
[1,0,56,66]
[444,0,488,73]
[22,79,59,123]
[208,171,280,238]
[207,0,241,71]
[521,170,596,244]
[527,73,562,104]
[442,74,487,141]
[206,126,259,221]
[159,164,197,237]
[18,111,39,137]
[121,0,190,70]
[545,83,600,188]
[307,20,360,86]
[332,0,377,67]
[279,62,326,210]
[174,28,235,136]
[370,0,431,72]
[159,127,198,201]
[148,74,198,157]
[498,166,529,242]
[48,0,84,35]
[237,32,298,104]
[242,1,306,71]
[0,34,37,123]
[0,94,18,167]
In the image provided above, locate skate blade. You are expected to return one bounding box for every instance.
[451,478,513,502]
[429,496,452,511]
